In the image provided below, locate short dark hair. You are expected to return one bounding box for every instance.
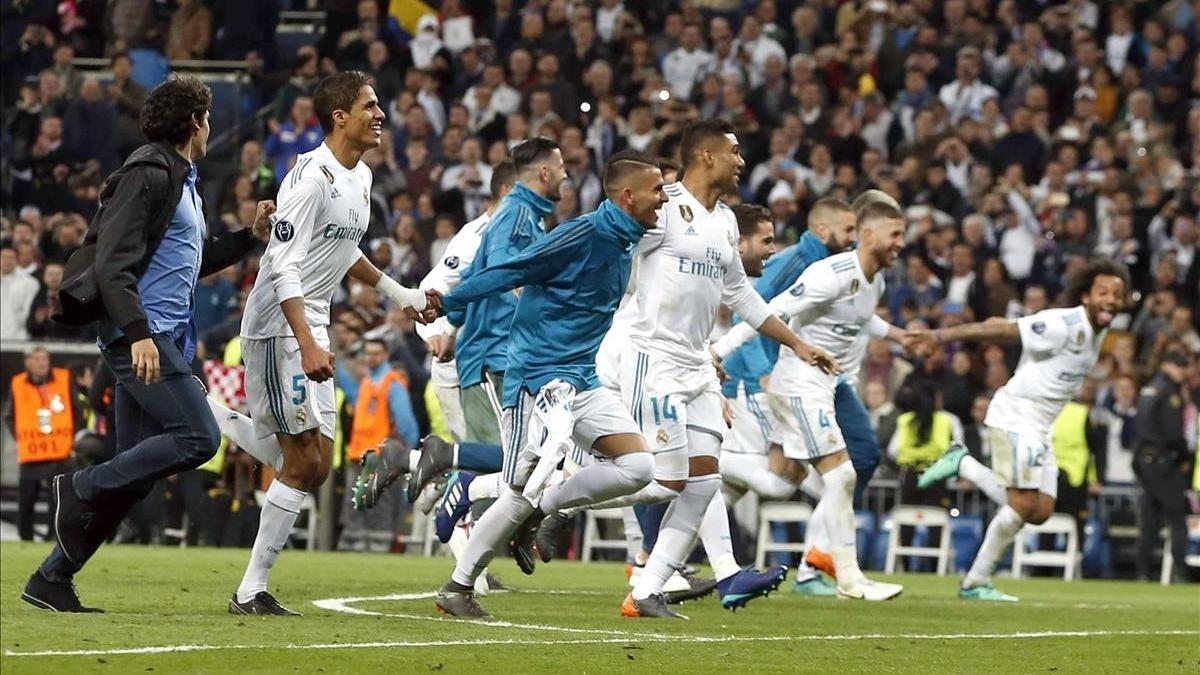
[732,203,772,237]
[602,149,658,197]
[680,119,735,166]
[810,196,854,221]
[1061,258,1130,307]
[510,136,559,174]
[656,157,682,175]
[314,70,372,134]
[491,159,517,198]
[141,75,212,146]
[110,52,131,67]
[856,200,904,228]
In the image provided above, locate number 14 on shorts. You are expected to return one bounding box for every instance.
[651,396,677,426]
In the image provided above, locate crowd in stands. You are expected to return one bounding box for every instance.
[1,0,1198,563]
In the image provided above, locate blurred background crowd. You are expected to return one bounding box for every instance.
[0,0,1197,576]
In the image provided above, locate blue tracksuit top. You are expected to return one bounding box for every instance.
[448,182,554,388]
[722,230,831,398]
[443,199,647,407]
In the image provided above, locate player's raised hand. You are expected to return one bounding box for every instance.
[795,342,842,375]
[709,345,730,383]
[251,200,277,240]
[300,342,335,382]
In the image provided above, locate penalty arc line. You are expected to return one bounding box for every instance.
[5,630,1199,658]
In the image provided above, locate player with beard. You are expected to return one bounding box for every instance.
[907,259,1130,602]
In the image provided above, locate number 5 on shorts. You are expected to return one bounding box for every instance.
[651,395,677,426]
[291,374,307,405]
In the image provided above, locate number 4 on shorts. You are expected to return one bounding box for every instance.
[818,409,831,428]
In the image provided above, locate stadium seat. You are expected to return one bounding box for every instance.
[1158,515,1200,586]
[581,508,627,562]
[1011,513,1080,581]
[754,501,812,569]
[950,513,984,573]
[884,505,951,576]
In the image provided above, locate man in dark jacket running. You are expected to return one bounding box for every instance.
[21,75,275,613]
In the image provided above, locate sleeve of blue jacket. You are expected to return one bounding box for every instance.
[387,380,420,447]
[442,218,589,313]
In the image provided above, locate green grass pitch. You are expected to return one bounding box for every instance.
[1,542,1197,673]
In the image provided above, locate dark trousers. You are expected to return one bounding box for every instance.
[835,381,882,505]
[39,333,220,581]
[1136,458,1190,579]
[18,461,71,541]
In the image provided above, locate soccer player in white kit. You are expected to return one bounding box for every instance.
[600,120,839,618]
[712,200,909,601]
[908,259,1129,602]
[224,72,436,615]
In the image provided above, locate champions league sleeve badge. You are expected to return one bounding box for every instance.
[274,220,295,242]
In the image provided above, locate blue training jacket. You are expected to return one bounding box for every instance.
[443,200,647,407]
[447,182,555,389]
[722,230,831,398]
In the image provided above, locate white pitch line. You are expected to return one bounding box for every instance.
[6,630,1198,658]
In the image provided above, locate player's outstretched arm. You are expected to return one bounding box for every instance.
[904,316,1019,354]
[754,315,842,375]
[347,254,441,323]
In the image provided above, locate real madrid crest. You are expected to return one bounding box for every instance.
[656,428,670,446]
[319,165,335,184]
[296,407,307,426]
[1075,331,1084,345]
[363,186,369,205]
[679,204,693,222]
[849,279,860,294]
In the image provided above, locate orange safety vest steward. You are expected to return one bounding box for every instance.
[12,367,74,464]
[347,370,409,463]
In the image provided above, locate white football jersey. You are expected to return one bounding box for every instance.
[417,211,491,387]
[985,306,1104,437]
[242,143,372,342]
[714,251,889,394]
[623,181,771,369]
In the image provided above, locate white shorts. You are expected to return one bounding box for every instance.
[620,348,725,481]
[501,385,639,488]
[595,331,622,392]
[242,336,336,440]
[433,383,467,442]
[768,389,845,461]
[987,426,1059,498]
[721,385,774,455]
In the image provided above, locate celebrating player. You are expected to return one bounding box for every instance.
[906,259,1130,602]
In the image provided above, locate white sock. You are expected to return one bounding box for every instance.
[959,455,1008,506]
[800,470,824,500]
[540,453,654,513]
[236,479,305,602]
[964,504,1025,588]
[467,472,503,502]
[819,461,864,587]
[410,450,421,473]
[806,497,830,551]
[576,479,680,511]
[633,474,720,600]
[621,507,644,562]
[698,489,739,581]
[719,453,797,501]
[450,488,533,587]
[448,522,468,560]
[207,396,283,470]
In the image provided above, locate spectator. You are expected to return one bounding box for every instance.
[103,0,156,54]
[410,14,448,71]
[269,45,320,134]
[1097,373,1139,486]
[220,140,275,211]
[50,44,82,100]
[439,137,492,220]
[662,22,712,100]
[63,78,118,172]
[210,0,279,62]
[165,0,213,61]
[195,269,238,334]
[107,53,148,158]
[389,216,430,287]
[1,245,39,340]
[937,46,998,125]
[362,40,402,111]
[3,347,81,541]
[264,95,323,186]
[26,261,87,340]
[890,380,964,506]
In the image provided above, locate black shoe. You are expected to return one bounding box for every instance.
[484,572,512,592]
[407,435,454,504]
[352,439,412,511]
[228,591,302,616]
[21,571,104,613]
[665,575,719,605]
[535,511,572,563]
[510,508,545,575]
[52,474,96,565]
[435,585,490,618]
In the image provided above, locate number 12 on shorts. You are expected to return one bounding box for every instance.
[651,395,677,426]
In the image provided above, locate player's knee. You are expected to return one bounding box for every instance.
[614,452,654,490]
[656,478,687,494]
[826,460,857,496]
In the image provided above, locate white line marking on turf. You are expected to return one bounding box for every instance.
[6,630,1198,658]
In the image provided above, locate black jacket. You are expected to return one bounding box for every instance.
[1135,372,1190,459]
[56,143,260,341]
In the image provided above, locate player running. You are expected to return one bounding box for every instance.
[434,150,668,617]
[225,72,436,615]
[906,259,1129,602]
[712,199,909,601]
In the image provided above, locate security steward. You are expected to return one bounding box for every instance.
[1134,345,1196,582]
